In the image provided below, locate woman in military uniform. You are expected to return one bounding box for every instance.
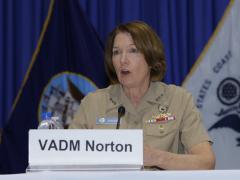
[69,21,215,170]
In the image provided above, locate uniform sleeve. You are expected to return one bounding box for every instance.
[180,91,212,151]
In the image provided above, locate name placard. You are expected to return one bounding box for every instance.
[28,129,143,171]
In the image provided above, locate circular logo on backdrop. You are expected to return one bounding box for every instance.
[217,77,240,106]
[210,77,240,147]
[38,72,98,128]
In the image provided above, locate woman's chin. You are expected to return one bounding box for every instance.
[120,81,139,89]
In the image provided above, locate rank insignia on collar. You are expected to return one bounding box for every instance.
[146,113,175,124]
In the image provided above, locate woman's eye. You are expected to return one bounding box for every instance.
[112,50,120,56]
[129,48,139,53]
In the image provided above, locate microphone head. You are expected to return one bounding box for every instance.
[118,105,125,117]
[116,105,125,129]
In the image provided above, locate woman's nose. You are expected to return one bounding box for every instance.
[120,52,129,64]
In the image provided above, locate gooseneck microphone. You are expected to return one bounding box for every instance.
[116,106,125,129]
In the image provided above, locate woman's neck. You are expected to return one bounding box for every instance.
[122,81,150,107]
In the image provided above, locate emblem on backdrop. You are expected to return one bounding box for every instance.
[209,77,240,146]
[38,72,97,128]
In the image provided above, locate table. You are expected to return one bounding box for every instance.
[1,170,240,180]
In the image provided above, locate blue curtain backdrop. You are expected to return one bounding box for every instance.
[0,0,229,128]
[0,0,50,128]
[0,0,108,173]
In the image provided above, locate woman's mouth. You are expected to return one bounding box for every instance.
[120,70,130,75]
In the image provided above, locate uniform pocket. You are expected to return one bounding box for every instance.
[145,121,178,137]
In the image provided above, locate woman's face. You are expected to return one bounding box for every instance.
[112,32,150,89]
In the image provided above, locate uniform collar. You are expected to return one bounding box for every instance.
[107,84,134,113]
[142,81,166,105]
[107,82,167,113]
[107,84,121,112]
